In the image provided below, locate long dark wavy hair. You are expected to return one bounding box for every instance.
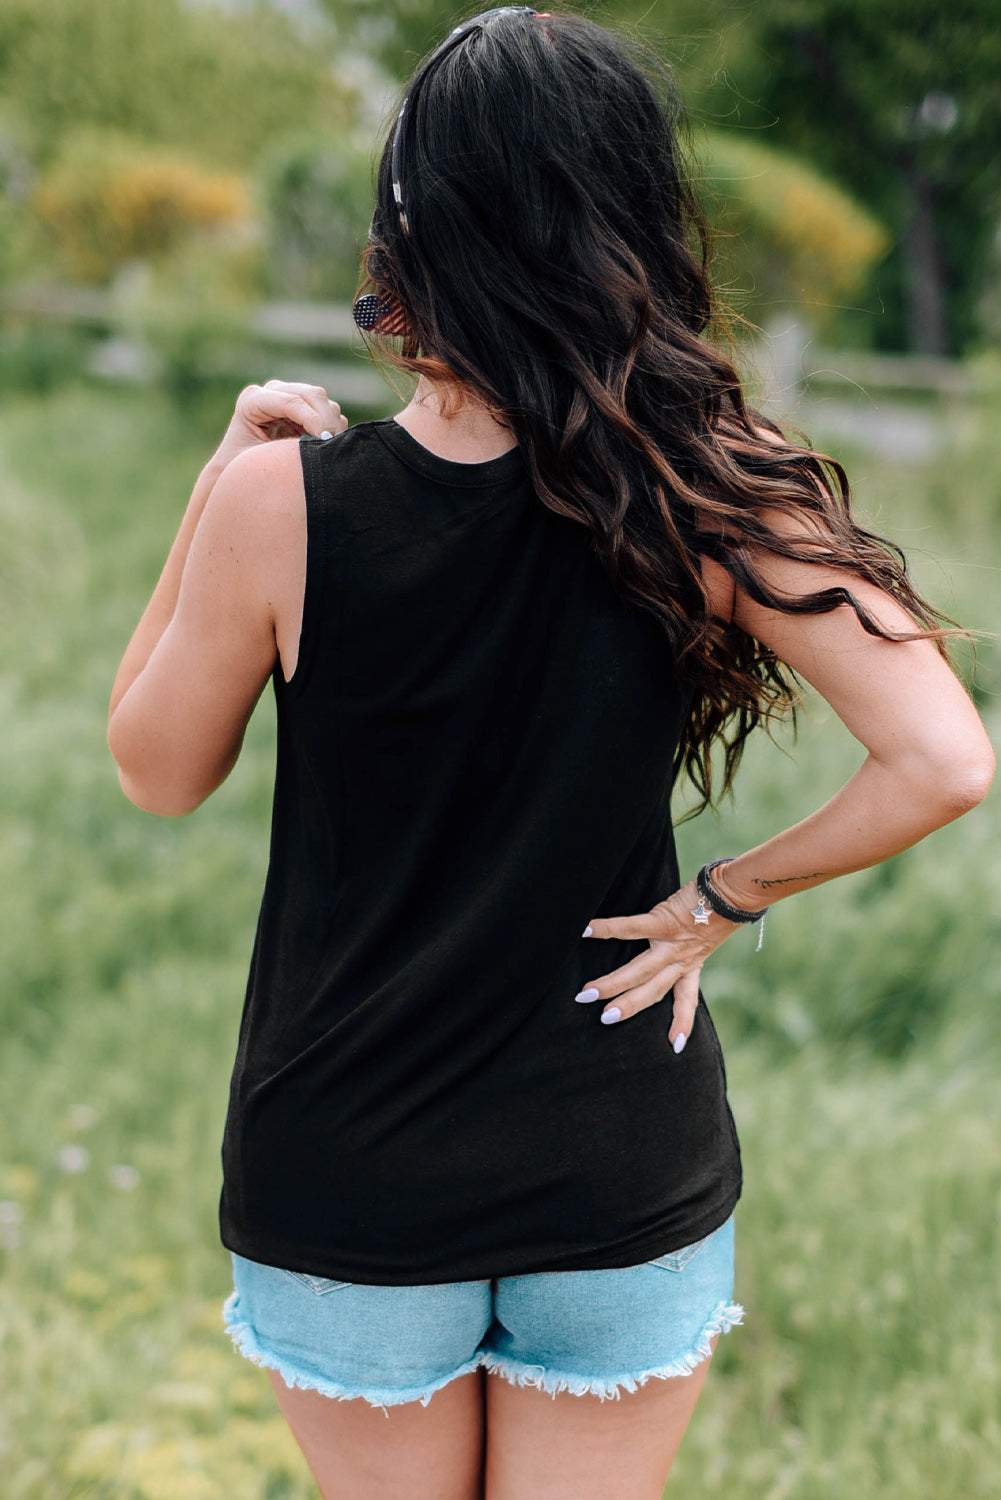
[355,7,955,812]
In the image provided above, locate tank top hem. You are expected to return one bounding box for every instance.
[219,1183,742,1286]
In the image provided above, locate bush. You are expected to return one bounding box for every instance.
[0,117,38,286]
[0,323,92,394]
[698,129,890,329]
[259,133,375,303]
[32,131,253,285]
[117,244,262,417]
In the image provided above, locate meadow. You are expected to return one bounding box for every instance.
[1,373,999,1499]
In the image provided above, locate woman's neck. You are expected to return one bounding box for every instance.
[395,377,517,463]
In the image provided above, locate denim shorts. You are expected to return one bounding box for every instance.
[221,1212,742,1412]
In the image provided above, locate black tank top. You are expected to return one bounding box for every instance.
[218,417,741,1284]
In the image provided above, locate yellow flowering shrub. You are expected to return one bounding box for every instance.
[697,130,890,327]
[33,130,252,283]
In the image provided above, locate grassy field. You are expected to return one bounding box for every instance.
[0,376,999,1498]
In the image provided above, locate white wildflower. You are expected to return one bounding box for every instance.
[107,1164,141,1191]
[57,1145,91,1174]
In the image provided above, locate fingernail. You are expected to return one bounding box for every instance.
[319,429,333,440]
[673,1033,687,1054]
[574,987,600,1004]
[582,924,593,937]
[601,1007,622,1025]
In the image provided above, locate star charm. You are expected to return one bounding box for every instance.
[691,898,711,925]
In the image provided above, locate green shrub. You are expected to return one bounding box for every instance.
[0,323,92,394]
[258,132,375,303]
[118,242,263,413]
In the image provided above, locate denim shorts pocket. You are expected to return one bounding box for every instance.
[282,1270,353,1296]
[648,1232,712,1273]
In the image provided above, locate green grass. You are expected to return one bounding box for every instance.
[0,377,999,1498]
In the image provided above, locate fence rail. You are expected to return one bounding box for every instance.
[0,281,391,404]
[1,282,978,402]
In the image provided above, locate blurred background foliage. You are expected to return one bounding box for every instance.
[0,0,347,169]
[1,3,999,1498]
[1,0,997,357]
[258,131,379,302]
[698,129,889,330]
[32,131,253,284]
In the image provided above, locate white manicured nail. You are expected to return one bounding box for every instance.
[319,429,333,440]
[601,1007,622,1025]
[574,987,600,1003]
[582,924,593,937]
[673,1033,687,1054]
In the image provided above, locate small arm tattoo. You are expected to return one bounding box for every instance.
[751,872,824,889]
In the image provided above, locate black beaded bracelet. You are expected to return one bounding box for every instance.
[692,858,769,946]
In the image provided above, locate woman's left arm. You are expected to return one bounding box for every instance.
[711,550,995,909]
[582,544,995,1040]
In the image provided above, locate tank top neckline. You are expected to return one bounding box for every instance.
[372,416,526,489]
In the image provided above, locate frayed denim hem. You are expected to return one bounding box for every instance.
[221,1290,483,1417]
[478,1299,745,1403]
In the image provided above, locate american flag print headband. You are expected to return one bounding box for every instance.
[353,7,551,334]
[390,7,551,235]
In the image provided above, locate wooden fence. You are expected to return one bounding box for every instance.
[0,281,392,406]
[1,282,977,405]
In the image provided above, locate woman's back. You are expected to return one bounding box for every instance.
[218,416,742,1284]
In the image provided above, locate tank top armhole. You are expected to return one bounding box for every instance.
[281,436,330,696]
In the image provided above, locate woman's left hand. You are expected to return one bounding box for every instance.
[211,379,348,471]
[581,880,740,1049]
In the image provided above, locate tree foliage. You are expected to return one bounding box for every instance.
[696,0,1001,354]
[0,0,349,170]
[259,134,376,302]
[33,132,253,284]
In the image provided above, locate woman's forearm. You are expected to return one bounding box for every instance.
[713,747,993,913]
[109,456,227,720]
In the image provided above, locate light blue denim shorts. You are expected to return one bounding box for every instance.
[221,1212,743,1412]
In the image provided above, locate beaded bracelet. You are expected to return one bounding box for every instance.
[692,858,769,950]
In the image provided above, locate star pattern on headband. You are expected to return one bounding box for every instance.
[352,293,409,337]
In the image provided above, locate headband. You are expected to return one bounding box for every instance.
[390,7,551,235]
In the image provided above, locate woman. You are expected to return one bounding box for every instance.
[108,8,994,1499]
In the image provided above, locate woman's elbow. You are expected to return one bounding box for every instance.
[946,742,995,812]
[116,765,206,818]
[930,733,995,818]
[110,734,211,817]
[108,717,230,816]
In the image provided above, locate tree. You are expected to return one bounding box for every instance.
[703,0,1001,355]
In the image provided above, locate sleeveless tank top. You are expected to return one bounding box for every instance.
[218,417,742,1284]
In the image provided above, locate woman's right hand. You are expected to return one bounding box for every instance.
[211,380,348,472]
